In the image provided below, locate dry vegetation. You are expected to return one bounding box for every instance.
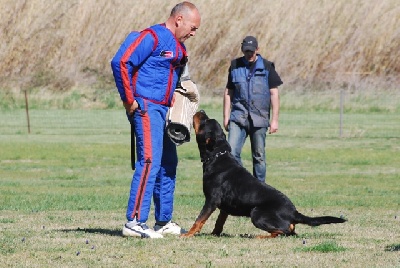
[1,0,399,95]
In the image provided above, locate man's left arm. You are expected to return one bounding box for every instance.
[269,87,279,134]
[267,63,282,134]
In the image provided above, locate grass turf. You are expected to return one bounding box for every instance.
[0,108,399,267]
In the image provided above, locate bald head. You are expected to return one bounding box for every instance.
[166,1,201,43]
[170,1,198,16]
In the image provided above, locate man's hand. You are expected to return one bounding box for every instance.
[223,118,230,132]
[179,80,199,102]
[269,120,278,134]
[123,100,139,115]
[182,90,198,102]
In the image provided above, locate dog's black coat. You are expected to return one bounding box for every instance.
[182,110,346,238]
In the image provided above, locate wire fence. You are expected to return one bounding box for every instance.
[0,91,399,140]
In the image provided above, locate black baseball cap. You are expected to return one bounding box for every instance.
[241,36,258,52]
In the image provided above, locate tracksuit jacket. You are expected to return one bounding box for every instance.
[111,24,187,222]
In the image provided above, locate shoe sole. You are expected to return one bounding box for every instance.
[154,228,187,235]
[122,226,163,239]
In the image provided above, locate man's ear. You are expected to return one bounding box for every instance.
[175,15,183,27]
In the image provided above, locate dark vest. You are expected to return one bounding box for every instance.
[230,55,272,128]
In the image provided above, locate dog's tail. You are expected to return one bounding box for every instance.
[294,211,346,226]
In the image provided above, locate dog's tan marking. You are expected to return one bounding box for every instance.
[193,115,201,134]
[289,223,296,234]
[181,212,213,237]
[256,231,283,239]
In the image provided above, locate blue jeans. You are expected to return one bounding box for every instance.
[228,121,267,182]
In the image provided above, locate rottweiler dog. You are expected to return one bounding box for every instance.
[181,110,346,238]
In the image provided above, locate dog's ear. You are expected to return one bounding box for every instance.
[204,123,215,142]
[215,129,226,142]
[210,120,226,141]
[203,119,227,150]
[205,134,216,151]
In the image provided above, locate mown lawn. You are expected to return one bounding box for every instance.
[0,108,399,267]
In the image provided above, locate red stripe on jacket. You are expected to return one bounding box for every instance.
[120,31,155,105]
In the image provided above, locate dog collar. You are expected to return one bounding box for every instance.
[202,150,228,163]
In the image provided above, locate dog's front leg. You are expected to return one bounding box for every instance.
[181,204,216,237]
[211,210,228,236]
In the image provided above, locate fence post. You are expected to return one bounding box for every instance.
[339,90,344,138]
[24,90,31,134]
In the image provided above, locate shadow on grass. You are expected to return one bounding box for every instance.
[58,230,341,240]
[385,244,400,252]
[194,233,236,238]
[194,233,286,239]
[60,227,121,237]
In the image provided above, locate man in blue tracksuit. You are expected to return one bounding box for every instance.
[110,2,201,238]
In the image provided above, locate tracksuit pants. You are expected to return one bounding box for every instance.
[126,100,178,223]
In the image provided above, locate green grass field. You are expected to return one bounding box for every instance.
[1,105,399,267]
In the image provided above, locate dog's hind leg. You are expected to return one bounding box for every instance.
[257,224,296,238]
[211,210,228,236]
[250,208,293,238]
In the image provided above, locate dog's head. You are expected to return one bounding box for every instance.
[193,110,231,162]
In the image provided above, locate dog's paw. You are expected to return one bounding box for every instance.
[180,233,194,238]
[210,232,222,237]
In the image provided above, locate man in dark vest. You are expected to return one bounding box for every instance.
[223,36,283,182]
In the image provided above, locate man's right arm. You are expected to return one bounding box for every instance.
[223,87,233,131]
[110,31,155,111]
[223,66,234,131]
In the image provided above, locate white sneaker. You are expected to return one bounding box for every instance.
[153,221,187,235]
[122,222,163,238]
